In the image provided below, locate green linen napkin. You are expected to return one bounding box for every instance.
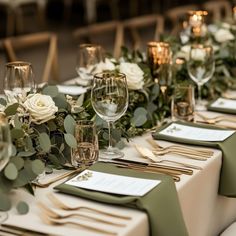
[55,162,188,236]
[208,99,236,114]
[152,121,236,197]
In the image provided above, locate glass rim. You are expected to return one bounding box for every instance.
[93,71,126,80]
[78,43,101,49]
[5,61,32,68]
[147,41,170,48]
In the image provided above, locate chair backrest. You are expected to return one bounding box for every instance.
[202,0,232,22]
[165,4,199,35]
[123,14,164,51]
[3,32,59,83]
[73,20,124,59]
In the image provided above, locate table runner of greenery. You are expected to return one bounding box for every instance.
[152,121,236,197]
[55,162,188,236]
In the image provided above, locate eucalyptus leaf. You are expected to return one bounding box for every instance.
[10,157,24,170]
[14,114,22,129]
[39,133,51,152]
[64,115,76,134]
[48,154,61,167]
[0,98,7,106]
[64,133,77,148]
[4,103,19,116]
[4,163,18,180]
[0,192,11,211]
[17,151,36,157]
[31,159,45,175]
[16,201,29,215]
[11,145,17,156]
[11,128,25,139]
[76,94,85,107]
[42,85,59,97]
[131,115,147,127]
[53,94,68,109]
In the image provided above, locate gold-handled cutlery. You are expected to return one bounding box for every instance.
[40,214,117,236]
[130,146,193,175]
[47,193,132,220]
[196,112,236,125]
[33,169,81,188]
[38,202,126,227]
[1,224,50,235]
[147,138,213,156]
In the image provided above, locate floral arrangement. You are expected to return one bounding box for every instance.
[172,21,236,99]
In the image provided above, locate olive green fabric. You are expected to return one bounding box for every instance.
[55,162,188,236]
[152,121,236,197]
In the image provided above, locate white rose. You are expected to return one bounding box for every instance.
[214,28,234,43]
[94,58,116,74]
[24,93,58,124]
[119,62,144,90]
[191,48,206,61]
[175,45,191,60]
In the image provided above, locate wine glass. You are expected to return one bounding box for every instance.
[187,44,215,111]
[0,113,12,222]
[91,72,128,159]
[76,44,103,86]
[3,61,35,103]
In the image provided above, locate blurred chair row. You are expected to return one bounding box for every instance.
[0,0,233,83]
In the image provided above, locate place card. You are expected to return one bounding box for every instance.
[57,85,87,95]
[65,170,161,196]
[159,123,235,142]
[209,98,236,110]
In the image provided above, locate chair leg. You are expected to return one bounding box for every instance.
[15,8,24,34]
[6,8,15,36]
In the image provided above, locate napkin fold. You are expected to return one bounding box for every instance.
[55,162,188,236]
[152,121,236,197]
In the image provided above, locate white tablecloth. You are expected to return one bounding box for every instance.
[4,122,236,236]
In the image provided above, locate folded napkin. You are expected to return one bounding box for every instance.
[55,162,188,236]
[208,98,236,114]
[152,121,236,197]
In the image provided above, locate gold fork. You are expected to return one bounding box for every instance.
[38,202,126,227]
[196,112,236,124]
[147,138,213,157]
[33,169,81,188]
[40,214,117,236]
[47,193,132,220]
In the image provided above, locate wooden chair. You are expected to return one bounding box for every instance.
[73,20,124,59]
[165,4,199,35]
[3,32,59,83]
[123,14,164,51]
[202,0,232,22]
[0,0,47,35]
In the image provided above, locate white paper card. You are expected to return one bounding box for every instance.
[159,123,235,142]
[210,98,236,110]
[57,85,87,95]
[65,170,161,196]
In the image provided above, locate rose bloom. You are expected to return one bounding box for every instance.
[119,62,144,90]
[214,28,234,43]
[94,58,116,74]
[191,48,206,61]
[24,93,58,124]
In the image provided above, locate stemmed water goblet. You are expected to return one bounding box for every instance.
[3,61,35,103]
[187,44,215,111]
[76,44,103,86]
[91,72,128,159]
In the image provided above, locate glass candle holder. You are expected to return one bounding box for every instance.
[188,10,208,39]
[147,41,172,94]
[71,120,99,168]
[172,84,195,122]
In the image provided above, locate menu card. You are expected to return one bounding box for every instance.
[210,98,236,110]
[65,170,161,196]
[159,123,235,142]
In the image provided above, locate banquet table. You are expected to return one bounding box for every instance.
[3,111,236,236]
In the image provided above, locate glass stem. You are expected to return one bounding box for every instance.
[107,121,113,151]
[198,84,202,105]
